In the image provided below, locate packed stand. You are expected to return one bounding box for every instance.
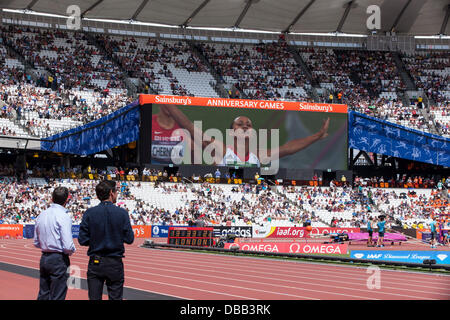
[0,82,132,137]
[198,39,311,101]
[1,163,448,232]
[297,47,436,133]
[280,184,372,228]
[1,25,126,92]
[429,103,450,137]
[401,51,450,105]
[96,35,218,97]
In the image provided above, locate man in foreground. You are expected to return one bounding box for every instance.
[78,180,134,300]
[34,187,76,300]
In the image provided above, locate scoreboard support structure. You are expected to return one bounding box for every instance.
[168,227,214,247]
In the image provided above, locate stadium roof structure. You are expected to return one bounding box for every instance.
[2,0,450,36]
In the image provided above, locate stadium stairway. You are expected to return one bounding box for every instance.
[84,32,137,98]
[0,33,41,83]
[420,108,441,135]
[392,52,417,91]
[286,45,320,102]
[186,40,229,98]
[396,90,410,110]
[441,186,449,201]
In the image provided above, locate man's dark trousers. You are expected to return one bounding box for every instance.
[87,256,124,300]
[37,252,70,300]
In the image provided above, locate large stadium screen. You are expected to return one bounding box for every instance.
[140,95,348,172]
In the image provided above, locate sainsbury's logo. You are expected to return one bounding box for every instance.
[299,103,333,113]
[155,95,192,106]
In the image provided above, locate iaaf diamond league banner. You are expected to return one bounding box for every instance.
[351,250,450,265]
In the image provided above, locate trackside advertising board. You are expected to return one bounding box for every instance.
[213,226,253,238]
[350,250,450,265]
[252,226,360,238]
[21,225,153,239]
[0,224,23,238]
[72,225,80,238]
[224,242,348,255]
[132,225,152,238]
[151,225,171,238]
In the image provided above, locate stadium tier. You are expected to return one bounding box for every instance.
[0,17,448,240]
[1,3,450,304]
[0,23,448,140]
[0,176,447,230]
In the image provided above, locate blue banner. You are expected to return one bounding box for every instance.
[23,224,35,239]
[351,250,450,265]
[22,224,80,239]
[41,100,140,156]
[72,225,80,238]
[348,111,450,167]
[151,225,170,238]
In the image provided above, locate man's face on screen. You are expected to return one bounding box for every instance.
[231,116,253,139]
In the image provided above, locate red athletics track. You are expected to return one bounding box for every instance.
[0,238,449,300]
[0,270,108,300]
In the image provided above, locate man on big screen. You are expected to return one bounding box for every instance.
[160,104,330,168]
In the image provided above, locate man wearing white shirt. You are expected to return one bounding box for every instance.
[33,187,75,300]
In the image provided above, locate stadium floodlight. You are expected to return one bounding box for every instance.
[84,17,180,29]
[289,31,367,38]
[186,25,281,34]
[415,35,450,39]
[3,8,69,19]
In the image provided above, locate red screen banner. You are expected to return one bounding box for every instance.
[224,242,348,255]
[139,94,348,114]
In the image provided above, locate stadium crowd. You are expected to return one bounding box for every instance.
[199,39,311,101]
[0,24,448,239]
[401,51,450,105]
[0,162,448,232]
[0,23,448,138]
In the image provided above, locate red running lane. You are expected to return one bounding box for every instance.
[0,270,108,300]
[0,239,449,300]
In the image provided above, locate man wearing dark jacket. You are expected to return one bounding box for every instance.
[78,180,134,300]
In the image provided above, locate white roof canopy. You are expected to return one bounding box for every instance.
[2,0,450,35]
